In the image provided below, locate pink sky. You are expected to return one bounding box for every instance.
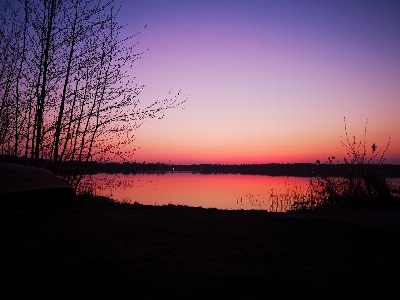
[116,0,400,164]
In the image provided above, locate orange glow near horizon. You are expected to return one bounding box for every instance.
[118,123,400,165]
[102,1,400,166]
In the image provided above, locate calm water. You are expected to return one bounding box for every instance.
[88,172,312,211]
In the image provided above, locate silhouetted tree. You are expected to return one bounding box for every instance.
[0,0,185,187]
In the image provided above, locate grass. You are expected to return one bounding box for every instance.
[3,193,400,298]
[2,194,399,279]
[291,119,400,211]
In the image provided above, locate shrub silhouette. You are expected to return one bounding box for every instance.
[292,118,399,210]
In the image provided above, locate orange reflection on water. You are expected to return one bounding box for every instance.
[91,173,311,211]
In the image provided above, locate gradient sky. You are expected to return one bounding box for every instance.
[116,0,400,164]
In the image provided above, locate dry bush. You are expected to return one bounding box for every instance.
[292,119,399,210]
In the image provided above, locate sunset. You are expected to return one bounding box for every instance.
[2,1,400,298]
[118,0,400,164]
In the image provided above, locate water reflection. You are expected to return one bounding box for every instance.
[87,172,311,211]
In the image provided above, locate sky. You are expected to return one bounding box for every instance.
[116,0,400,165]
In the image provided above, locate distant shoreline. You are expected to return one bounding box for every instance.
[2,156,400,177]
[80,162,400,178]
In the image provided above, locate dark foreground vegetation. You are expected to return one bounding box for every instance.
[2,194,400,299]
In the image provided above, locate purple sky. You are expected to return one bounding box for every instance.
[117,0,400,164]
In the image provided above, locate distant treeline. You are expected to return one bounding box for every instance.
[2,156,400,177]
[63,161,400,178]
[83,162,400,177]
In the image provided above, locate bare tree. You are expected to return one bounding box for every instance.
[0,0,186,187]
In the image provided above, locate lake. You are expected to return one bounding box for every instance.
[88,172,312,211]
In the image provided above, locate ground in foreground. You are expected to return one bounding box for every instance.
[2,194,400,299]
